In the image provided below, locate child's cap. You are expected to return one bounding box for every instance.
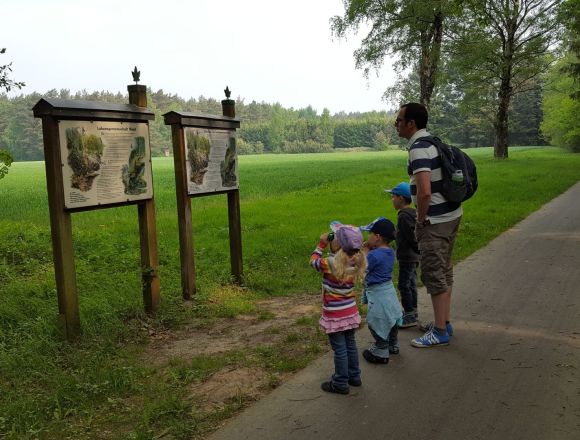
[385,182,411,199]
[329,221,363,252]
[362,217,396,242]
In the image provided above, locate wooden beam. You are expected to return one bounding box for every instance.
[171,124,196,299]
[41,117,80,339]
[128,84,160,312]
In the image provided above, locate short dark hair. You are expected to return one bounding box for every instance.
[401,103,428,129]
[403,196,412,204]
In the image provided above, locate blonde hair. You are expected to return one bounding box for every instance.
[332,249,367,282]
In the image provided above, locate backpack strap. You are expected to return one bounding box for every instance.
[419,135,453,164]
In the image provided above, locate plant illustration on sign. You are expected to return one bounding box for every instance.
[220,136,237,187]
[122,136,147,195]
[66,127,103,191]
[187,130,211,185]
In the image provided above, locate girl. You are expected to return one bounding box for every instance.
[310,222,367,394]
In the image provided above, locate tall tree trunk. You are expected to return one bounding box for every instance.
[494,82,511,158]
[419,10,444,108]
[493,3,518,159]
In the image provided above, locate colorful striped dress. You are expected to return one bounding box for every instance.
[310,240,361,334]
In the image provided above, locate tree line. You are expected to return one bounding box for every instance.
[0,84,547,162]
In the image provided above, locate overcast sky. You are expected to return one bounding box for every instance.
[2,0,397,114]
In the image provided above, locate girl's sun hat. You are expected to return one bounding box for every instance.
[329,221,363,252]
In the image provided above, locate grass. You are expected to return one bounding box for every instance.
[1,147,579,438]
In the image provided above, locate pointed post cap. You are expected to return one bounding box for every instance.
[132,66,141,84]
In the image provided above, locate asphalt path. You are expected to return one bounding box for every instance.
[208,182,580,440]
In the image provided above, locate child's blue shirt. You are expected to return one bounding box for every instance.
[365,247,395,286]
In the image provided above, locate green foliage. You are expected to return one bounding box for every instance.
[560,0,580,96]
[448,0,562,157]
[331,1,462,105]
[0,48,25,92]
[0,149,12,179]
[542,56,580,152]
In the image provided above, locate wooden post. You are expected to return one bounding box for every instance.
[128,84,160,312]
[171,124,196,299]
[41,117,81,340]
[222,93,243,284]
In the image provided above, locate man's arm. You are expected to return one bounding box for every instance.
[414,171,431,224]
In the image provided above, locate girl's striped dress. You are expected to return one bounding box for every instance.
[311,241,361,334]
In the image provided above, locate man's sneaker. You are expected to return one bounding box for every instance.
[399,312,418,329]
[411,328,450,348]
[419,321,454,336]
[363,349,389,364]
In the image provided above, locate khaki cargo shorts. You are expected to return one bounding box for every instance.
[415,217,461,296]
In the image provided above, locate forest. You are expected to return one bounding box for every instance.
[0,84,547,161]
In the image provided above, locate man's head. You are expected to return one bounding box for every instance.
[395,102,428,140]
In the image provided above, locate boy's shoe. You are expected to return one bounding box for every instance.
[348,378,362,387]
[399,313,418,329]
[363,349,389,364]
[389,346,400,355]
[321,381,349,394]
[419,321,454,336]
[411,328,450,348]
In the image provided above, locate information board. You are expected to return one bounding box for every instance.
[184,127,238,195]
[58,120,153,209]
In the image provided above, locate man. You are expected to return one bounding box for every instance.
[395,103,462,348]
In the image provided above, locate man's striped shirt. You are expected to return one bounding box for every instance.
[407,129,462,224]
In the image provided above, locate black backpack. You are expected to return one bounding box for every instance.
[420,136,478,203]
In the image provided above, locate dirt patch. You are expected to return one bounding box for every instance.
[144,294,319,366]
[141,293,321,419]
[189,366,273,411]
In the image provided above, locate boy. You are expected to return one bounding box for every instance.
[360,217,402,364]
[386,182,421,328]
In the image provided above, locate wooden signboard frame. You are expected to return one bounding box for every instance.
[33,89,159,339]
[163,106,242,300]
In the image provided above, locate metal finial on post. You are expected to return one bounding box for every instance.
[222,86,235,118]
[132,66,141,84]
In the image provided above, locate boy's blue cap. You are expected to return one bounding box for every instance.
[360,217,387,232]
[361,217,396,242]
[385,182,411,198]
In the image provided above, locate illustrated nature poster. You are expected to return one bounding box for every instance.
[184,127,238,195]
[58,120,153,209]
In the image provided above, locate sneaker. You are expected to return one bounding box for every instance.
[411,328,450,348]
[399,313,418,329]
[348,378,362,387]
[363,349,389,364]
[419,321,454,336]
[321,381,349,394]
[389,346,399,355]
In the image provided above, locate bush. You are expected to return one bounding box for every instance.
[237,139,265,155]
[279,140,332,154]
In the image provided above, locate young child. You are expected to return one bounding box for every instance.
[360,217,403,364]
[310,222,367,395]
[386,182,421,328]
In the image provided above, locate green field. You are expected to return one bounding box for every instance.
[1,147,579,438]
